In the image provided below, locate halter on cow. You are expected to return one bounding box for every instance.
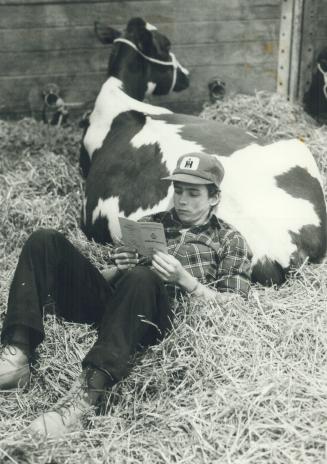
[80,17,327,286]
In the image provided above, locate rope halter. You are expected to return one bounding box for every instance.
[113,37,178,93]
[317,63,327,100]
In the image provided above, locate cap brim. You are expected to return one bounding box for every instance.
[161,173,213,185]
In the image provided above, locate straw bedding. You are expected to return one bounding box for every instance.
[0,93,327,463]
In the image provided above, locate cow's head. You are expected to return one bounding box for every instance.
[94,17,190,100]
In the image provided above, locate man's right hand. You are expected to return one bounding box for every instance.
[111,246,139,270]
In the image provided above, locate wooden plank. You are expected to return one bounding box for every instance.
[0,61,278,116]
[277,0,294,98]
[0,47,108,77]
[0,0,279,4]
[317,16,327,38]
[176,42,279,68]
[289,0,304,101]
[0,41,278,78]
[172,0,280,21]
[0,2,172,29]
[317,0,327,16]
[0,26,97,52]
[0,19,280,53]
[169,18,280,45]
[0,0,154,3]
[0,0,280,29]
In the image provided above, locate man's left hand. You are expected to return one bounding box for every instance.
[152,251,186,284]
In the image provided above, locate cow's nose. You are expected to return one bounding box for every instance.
[173,68,190,92]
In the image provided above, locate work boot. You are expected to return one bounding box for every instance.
[0,345,30,389]
[29,368,109,438]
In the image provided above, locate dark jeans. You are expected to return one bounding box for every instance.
[1,229,172,383]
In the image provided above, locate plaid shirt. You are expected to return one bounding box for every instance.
[139,208,252,298]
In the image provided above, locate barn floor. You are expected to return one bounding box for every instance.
[1,93,327,464]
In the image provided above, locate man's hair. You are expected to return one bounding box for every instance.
[206,184,220,197]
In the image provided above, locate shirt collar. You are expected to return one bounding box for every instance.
[162,208,221,237]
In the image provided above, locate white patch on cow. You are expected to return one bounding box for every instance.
[131,117,204,172]
[91,185,175,239]
[128,185,174,221]
[145,82,157,96]
[82,196,87,224]
[83,77,171,157]
[92,197,121,242]
[146,22,157,31]
[216,139,323,268]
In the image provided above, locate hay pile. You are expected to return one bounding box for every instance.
[0,94,327,464]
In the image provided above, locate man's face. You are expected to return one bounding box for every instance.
[173,182,219,226]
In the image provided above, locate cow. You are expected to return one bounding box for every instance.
[304,47,327,122]
[80,17,327,286]
[79,17,189,178]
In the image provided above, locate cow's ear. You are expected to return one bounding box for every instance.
[94,21,121,44]
[126,17,153,54]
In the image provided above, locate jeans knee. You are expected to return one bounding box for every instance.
[25,228,61,252]
[123,266,160,288]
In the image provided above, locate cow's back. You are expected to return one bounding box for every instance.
[151,112,263,156]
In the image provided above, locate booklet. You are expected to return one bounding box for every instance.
[118,217,168,257]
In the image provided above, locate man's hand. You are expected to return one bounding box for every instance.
[152,251,187,284]
[193,286,241,304]
[195,286,217,301]
[152,251,240,304]
[152,252,220,300]
[111,245,139,270]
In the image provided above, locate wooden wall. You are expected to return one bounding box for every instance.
[317,0,327,56]
[0,0,281,118]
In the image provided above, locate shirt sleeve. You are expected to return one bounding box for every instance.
[215,231,252,298]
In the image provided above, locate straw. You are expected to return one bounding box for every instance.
[0,95,327,463]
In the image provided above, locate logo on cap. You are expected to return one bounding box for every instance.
[180,156,200,170]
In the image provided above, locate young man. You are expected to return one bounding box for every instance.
[0,152,252,437]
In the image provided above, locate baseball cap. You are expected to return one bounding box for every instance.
[162,152,224,187]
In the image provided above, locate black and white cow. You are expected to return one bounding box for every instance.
[304,47,327,122]
[79,17,189,178]
[81,17,327,286]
